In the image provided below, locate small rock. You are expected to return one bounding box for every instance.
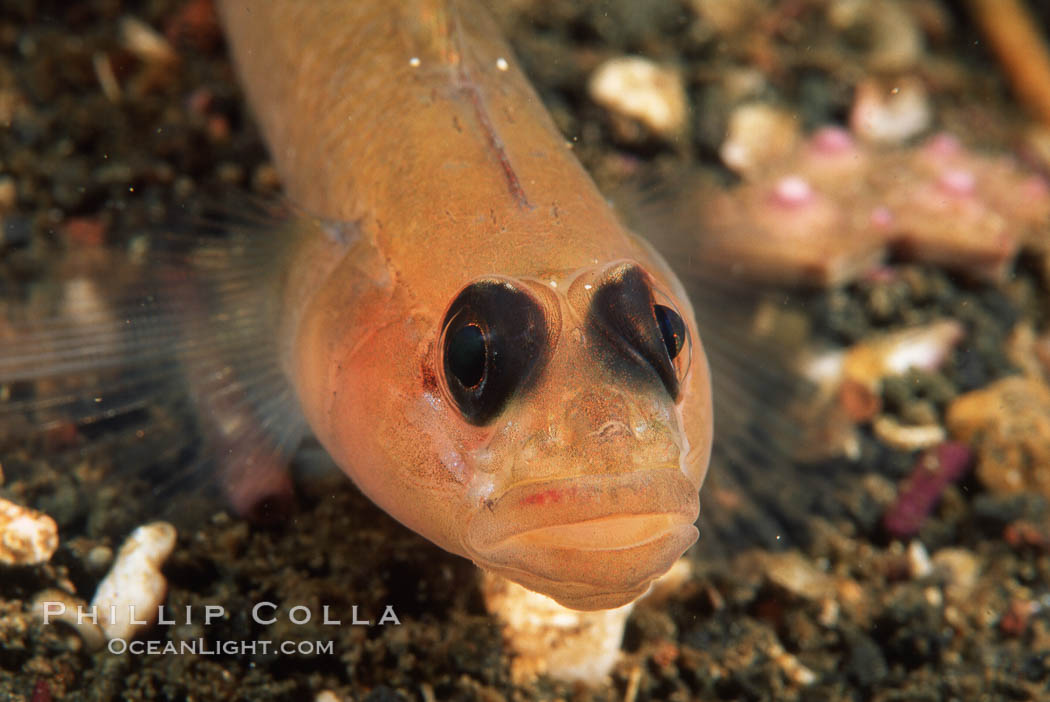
[851,76,932,145]
[0,497,58,566]
[0,175,15,214]
[828,0,925,72]
[85,545,114,573]
[165,0,223,51]
[761,551,836,600]
[90,522,177,641]
[689,0,762,36]
[931,547,979,599]
[999,599,1035,636]
[907,540,932,578]
[588,56,688,142]
[843,629,889,687]
[766,637,818,686]
[720,103,800,177]
[947,375,1050,500]
[120,17,177,66]
[315,692,343,702]
[1005,322,1046,381]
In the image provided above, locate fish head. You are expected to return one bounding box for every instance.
[301,251,711,611]
[444,259,711,610]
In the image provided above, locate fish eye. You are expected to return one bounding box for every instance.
[447,323,486,388]
[441,280,549,424]
[654,304,686,360]
[589,263,689,398]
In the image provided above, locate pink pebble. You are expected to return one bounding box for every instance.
[1022,175,1050,198]
[810,126,855,154]
[937,169,976,196]
[924,132,963,158]
[870,205,895,229]
[862,266,898,283]
[772,175,814,207]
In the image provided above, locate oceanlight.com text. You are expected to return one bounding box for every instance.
[107,638,336,656]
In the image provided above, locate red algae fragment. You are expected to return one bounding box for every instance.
[31,679,51,702]
[883,441,972,538]
[166,0,223,52]
[62,217,107,248]
[999,598,1035,637]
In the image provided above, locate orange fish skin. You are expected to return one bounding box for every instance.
[218,0,712,610]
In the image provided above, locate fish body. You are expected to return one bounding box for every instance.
[2,0,712,613]
[218,0,713,610]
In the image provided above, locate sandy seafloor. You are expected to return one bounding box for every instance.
[3,0,1050,700]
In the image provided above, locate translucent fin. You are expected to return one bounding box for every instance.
[0,196,309,524]
[620,174,861,560]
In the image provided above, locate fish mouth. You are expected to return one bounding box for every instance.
[466,469,699,610]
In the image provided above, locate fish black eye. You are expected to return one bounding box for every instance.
[441,280,549,424]
[589,263,689,398]
[447,323,486,388]
[654,304,686,360]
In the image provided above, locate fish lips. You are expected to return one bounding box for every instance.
[466,469,700,611]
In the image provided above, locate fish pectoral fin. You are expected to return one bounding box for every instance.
[1,196,307,523]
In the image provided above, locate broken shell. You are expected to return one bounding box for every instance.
[32,589,106,652]
[90,521,177,640]
[0,497,58,566]
[840,320,964,421]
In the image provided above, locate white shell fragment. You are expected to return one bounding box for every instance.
[872,414,947,451]
[840,319,964,421]
[119,16,177,66]
[0,497,59,566]
[481,571,635,684]
[90,521,177,640]
[588,56,688,140]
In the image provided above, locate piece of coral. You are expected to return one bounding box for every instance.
[686,126,1050,287]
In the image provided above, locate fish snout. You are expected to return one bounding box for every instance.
[555,387,681,472]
